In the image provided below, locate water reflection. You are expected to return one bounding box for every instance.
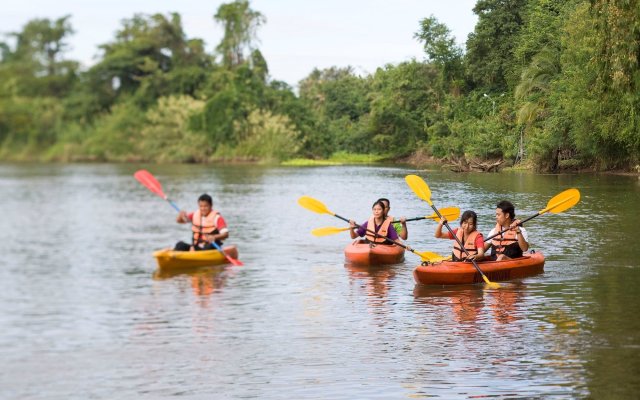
[413,283,527,328]
[345,262,399,319]
[2,164,639,398]
[153,265,232,308]
[345,263,397,298]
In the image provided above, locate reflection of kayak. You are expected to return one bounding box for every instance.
[344,240,404,265]
[413,252,545,285]
[153,245,239,270]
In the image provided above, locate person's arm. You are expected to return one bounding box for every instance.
[349,220,363,239]
[177,211,192,224]
[206,231,228,243]
[483,228,496,251]
[515,226,529,251]
[435,218,448,239]
[398,217,408,240]
[467,233,486,261]
[510,219,529,251]
[205,215,229,243]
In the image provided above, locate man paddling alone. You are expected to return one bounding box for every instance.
[484,200,529,260]
[174,194,229,251]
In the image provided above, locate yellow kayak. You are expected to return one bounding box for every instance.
[153,245,239,270]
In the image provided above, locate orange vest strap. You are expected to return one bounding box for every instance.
[365,216,392,243]
[453,229,479,260]
[491,223,517,255]
[191,210,220,244]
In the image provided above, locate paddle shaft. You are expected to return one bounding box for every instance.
[431,204,492,281]
[484,188,580,242]
[395,216,426,223]
[483,212,539,242]
[394,208,460,223]
[167,200,180,212]
[350,220,417,254]
[209,240,242,266]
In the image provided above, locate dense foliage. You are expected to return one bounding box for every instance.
[0,0,637,170]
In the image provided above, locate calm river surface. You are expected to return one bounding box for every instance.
[1,163,639,399]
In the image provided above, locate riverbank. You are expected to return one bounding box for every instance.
[2,147,638,175]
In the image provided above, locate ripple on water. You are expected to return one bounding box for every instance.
[0,165,637,398]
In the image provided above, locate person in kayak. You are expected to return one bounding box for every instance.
[348,200,401,245]
[377,198,408,240]
[483,200,529,260]
[435,210,486,261]
[174,194,229,251]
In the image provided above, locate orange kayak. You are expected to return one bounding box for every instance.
[344,240,405,265]
[413,252,545,285]
[153,245,239,270]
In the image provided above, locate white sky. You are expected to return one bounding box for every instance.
[2,0,478,86]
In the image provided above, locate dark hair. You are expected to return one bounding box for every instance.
[460,210,478,226]
[496,200,515,219]
[372,200,387,214]
[198,193,213,206]
[377,198,390,208]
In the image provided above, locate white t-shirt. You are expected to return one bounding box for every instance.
[488,226,528,242]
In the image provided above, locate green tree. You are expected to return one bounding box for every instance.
[232,109,300,161]
[214,0,266,68]
[139,95,209,162]
[414,15,464,95]
[465,0,528,91]
[368,61,440,155]
[0,15,78,97]
[298,67,371,155]
[514,47,563,169]
[87,13,210,109]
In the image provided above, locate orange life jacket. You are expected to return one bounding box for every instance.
[491,223,520,258]
[453,229,479,261]
[365,216,392,243]
[191,209,220,245]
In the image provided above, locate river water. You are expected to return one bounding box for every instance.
[1,163,638,399]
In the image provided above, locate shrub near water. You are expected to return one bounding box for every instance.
[223,109,300,162]
[139,95,208,163]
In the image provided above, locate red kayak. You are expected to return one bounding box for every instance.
[344,240,405,265]
[413,252,545,285]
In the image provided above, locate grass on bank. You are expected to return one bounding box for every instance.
[282,151,389,166]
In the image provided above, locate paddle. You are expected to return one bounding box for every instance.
[405,174,501,289]
[484,188,581,242]
[298,196,443,263]
[310,225,448,262]
[311,226,351,236]
[393,206,461,223]
[134,169,243,266]
[313,207,460,235]
[134,169,181,212]
[298,196,351,223]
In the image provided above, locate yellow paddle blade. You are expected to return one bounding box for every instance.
[298,196,334,215]
[541,188,581,214]
[483,277,501,289]
[426,207,461,221]
[405,175,433,206]
[414,250,448,262]
[311,226,350,236]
